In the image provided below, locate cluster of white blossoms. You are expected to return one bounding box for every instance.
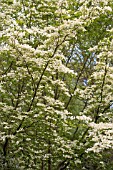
[0,0,113,169]
[87,122,113,152]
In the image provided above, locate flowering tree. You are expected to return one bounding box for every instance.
[0,0,113,169]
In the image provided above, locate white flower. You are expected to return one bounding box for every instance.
[104,6,112,12]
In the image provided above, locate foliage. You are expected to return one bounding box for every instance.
[0,0,113,169]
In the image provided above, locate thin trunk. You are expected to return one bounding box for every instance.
[48,140,51,170]
[3,137,8,166]
[41,159,45,170]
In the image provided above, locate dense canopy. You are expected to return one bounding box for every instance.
[0,0,113,169]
